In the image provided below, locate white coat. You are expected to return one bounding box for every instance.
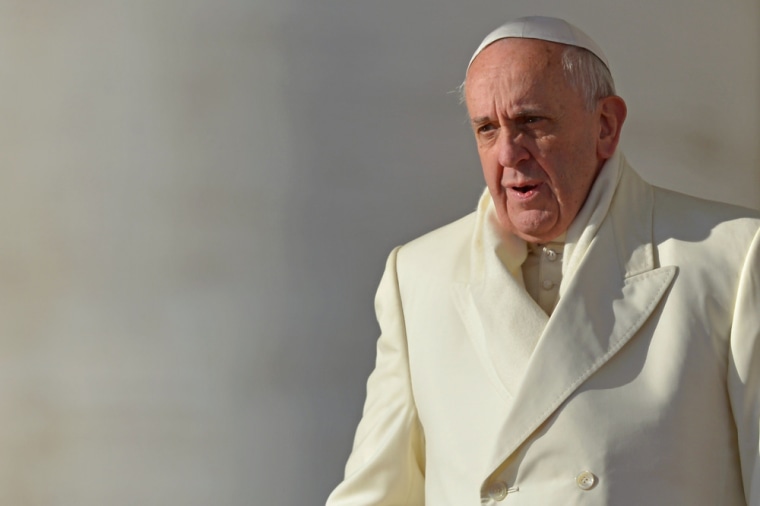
[326,154,760,505]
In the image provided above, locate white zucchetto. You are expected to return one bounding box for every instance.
[467,16,609,71]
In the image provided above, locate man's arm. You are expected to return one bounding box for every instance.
[728,227,760,505]
[326,246,425,505]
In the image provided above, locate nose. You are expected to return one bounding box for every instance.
[497,130,529,168]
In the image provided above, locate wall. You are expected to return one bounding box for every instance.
[0,1,756,504]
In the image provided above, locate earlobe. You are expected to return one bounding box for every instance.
[597,96,627,159]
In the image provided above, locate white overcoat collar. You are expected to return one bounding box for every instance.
[456,151,625,399]
[452,152,677,493]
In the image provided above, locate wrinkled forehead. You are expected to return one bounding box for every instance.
[464,39,579,110]
[466,38,563,90]
[467,16,609,73]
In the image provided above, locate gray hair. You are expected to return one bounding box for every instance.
[457,44,616,111]
[560,45,616,110]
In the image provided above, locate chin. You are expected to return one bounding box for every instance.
[515,231,553,243]
[507,219,559,243]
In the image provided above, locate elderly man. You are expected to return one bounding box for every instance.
[327,16,760,505]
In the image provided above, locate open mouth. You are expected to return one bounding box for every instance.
[513,184,538,194]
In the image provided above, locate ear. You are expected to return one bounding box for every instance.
[596,95,627,159]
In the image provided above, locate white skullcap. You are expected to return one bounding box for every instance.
[467,16,609,72]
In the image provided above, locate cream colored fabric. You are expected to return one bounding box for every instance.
[560,149,623,297]
[467,186,542,395]
[522,240,564,314]
[326,153,760,506]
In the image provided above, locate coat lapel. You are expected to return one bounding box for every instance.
[480,165,677,480]
[452,191,551,401]
[452,265,549,401]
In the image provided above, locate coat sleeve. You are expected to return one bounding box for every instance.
[326,246,426,505]
[728,227,760,505]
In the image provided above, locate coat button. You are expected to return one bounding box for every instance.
[576,471,597,490]
[487,480,508,501]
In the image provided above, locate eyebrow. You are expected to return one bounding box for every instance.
[470,116,492,126]
[513,107,546,118]
[470,107,548,126]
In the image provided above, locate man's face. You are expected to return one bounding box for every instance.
[465,38,607,243]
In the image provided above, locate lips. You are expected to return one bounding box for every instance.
[507,181,542,199]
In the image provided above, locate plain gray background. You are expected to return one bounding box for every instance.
[0,1,756,504]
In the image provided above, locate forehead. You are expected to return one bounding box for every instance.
[471,38,563,71]
[465,38,572,109]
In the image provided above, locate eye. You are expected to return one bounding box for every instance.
[476,123,497,135]
[521,116,543,125]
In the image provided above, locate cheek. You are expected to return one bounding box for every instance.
[543,148,589,196]
[478,149,502,188]
[552,167,595,218]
